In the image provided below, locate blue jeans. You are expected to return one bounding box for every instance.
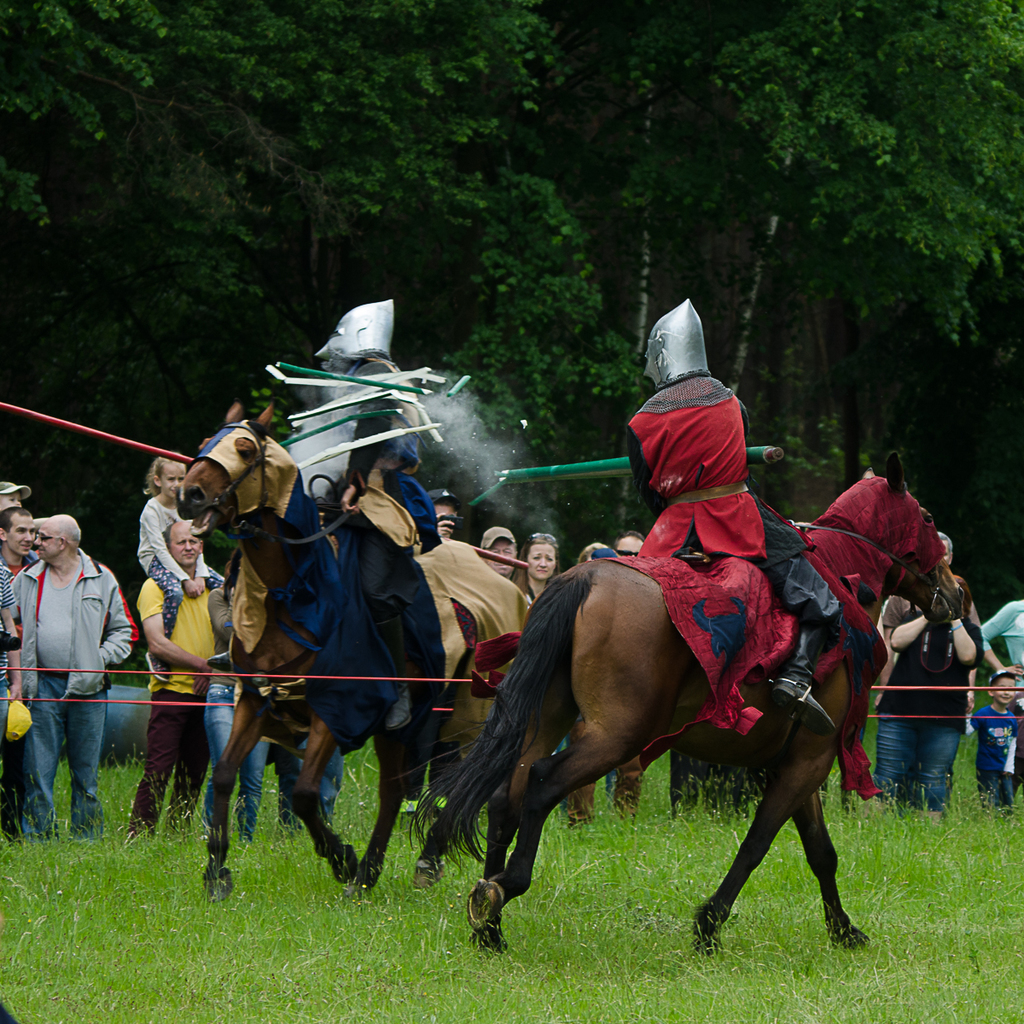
[22,673,107,840]
[203,683,269,842]
[274,743,344,831]
[977,769,1014,811]
[873,717,961,814]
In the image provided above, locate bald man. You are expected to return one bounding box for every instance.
[11,515,135,840]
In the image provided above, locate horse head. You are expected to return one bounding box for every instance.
[179,401,276,537]
[811,452,962,623]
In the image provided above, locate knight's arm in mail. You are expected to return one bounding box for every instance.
[627,425,664,515]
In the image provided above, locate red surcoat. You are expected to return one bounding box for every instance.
[628,383,767,560]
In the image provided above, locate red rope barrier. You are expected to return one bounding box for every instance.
[2,696,456,710]
[11,666,466,682]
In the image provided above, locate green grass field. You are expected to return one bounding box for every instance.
[1,729,1021,1024]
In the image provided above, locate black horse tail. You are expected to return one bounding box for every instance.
[414,569,594,861]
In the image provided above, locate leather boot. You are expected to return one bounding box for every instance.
[378,616,412,730]
[770,624,835,736]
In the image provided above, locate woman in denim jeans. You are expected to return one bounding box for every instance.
[874,577,983,819]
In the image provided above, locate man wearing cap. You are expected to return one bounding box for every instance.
[0,483,31,513]
[480,527,517,579]
[627,299,842,736]
[429,489,462,541]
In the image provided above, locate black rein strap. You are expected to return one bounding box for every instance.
[233,510,353,546]
[792,522,935,587]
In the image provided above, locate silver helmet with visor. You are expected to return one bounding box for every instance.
[643,299,708,388]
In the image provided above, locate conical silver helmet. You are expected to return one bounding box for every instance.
[643,299,708,387]
[315,299,394,361]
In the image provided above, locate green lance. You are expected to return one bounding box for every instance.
[275,362,433,396]
[280,409,402,449]
[469,446,784,505]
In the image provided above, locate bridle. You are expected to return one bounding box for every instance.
[793,522,950,615]
[189,422,351,546]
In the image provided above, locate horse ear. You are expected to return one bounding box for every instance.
[885,452,905,493]
[255,403,274,430]
[234,436,258,463]
[225,401,245,423]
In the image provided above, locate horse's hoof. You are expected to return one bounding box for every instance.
[693,903,724,955]
[471,920,507,953]
[832,925,869,949]
[331,844,360,884]
[204,866,233,903]
[413,856,444,890]
[344,881,368,900]
[467,879,505,933]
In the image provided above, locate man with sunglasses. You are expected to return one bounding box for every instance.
[612,530,644,557]
[11,515,134,839]
[627,299,841,736]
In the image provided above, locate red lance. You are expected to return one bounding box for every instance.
[0,402,532,570]
[0,401,194,464]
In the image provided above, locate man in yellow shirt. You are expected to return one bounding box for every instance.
[129,521,221,836]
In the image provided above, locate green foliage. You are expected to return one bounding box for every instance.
[720,0,1024,324]
[0,0,164,217]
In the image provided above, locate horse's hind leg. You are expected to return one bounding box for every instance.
[292,714,359,884]
[204,693,262,902]
[791,791,868,948]
[345,732,407,897]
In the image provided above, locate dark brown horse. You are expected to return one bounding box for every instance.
[179,403,425,900]
[418,454,962,953]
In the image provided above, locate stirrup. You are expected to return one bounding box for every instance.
[772,678,835,737]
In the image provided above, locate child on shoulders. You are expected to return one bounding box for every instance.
[968,674,1020,812]
[138,457,212,674]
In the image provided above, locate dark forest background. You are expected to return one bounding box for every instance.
[3,0,1024,617]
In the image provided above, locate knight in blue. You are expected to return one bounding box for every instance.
[316,300,445,730]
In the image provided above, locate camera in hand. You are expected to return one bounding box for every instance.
[0,628,21,652]
[437,514,464,531]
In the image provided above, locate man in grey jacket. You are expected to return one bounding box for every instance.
[10,515,134,839]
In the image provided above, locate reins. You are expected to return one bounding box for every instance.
[791,523,934,587]
[793,522,945,611]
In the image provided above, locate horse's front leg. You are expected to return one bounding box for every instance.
[791,790,868,948]
[204,693,263,902]
[693,745,831,954]
[345,732,407,897]
[292,714,359,883]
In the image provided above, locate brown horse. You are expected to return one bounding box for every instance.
[179,403,428,900]
[418,454,962,953]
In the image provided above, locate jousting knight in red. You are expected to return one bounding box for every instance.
[627,299,842,735]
